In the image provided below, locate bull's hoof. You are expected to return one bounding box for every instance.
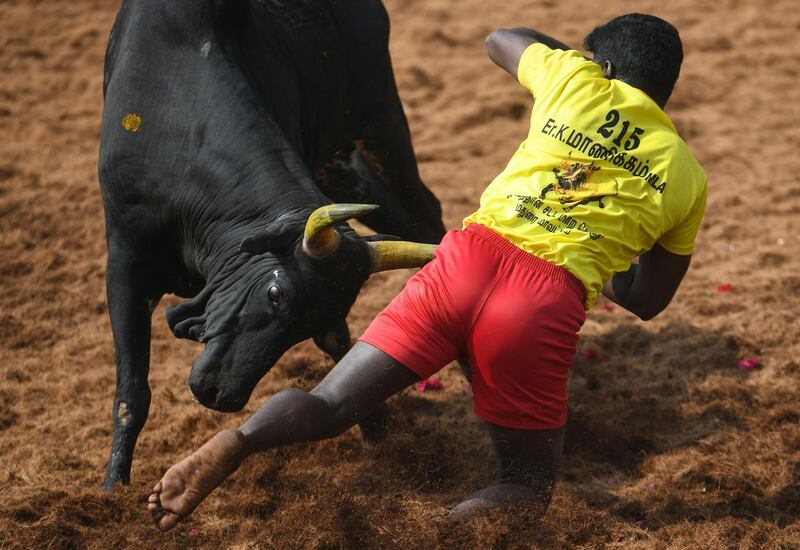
[103,459,131,493]
[357,403,389,444]
[102,475,128,493]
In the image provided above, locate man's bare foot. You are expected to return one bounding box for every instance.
[147,429,246,531]
[448,483,547,521]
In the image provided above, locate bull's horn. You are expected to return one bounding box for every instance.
[368,240,437,273]
[303,203,379,257]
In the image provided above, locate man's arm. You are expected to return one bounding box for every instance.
[484,28,572,78]
[602,244,692,321]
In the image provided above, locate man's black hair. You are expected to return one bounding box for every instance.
[584,13,683,106]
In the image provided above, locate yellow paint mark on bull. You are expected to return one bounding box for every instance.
[118,402,132,427]
[122,113,142,133]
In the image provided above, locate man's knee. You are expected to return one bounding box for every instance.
[307,389,358,439]
[266,388,352,441]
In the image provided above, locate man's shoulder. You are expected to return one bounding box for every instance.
[520,43,602,94]
[634,109,705,185]
[666,132,706,185]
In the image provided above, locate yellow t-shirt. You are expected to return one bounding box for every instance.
[464,43,707,308]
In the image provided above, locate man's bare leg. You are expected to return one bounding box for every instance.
[147,342,420,531]
[449,423,564,520]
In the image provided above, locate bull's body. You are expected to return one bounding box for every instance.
[99,0,444,491]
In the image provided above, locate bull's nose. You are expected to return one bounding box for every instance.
[214,395,247,413]
[188,381,219,409]
[188,341,250,412]
[187,381,247,412]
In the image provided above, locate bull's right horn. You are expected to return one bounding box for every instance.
[368,240,437,273]
[303,203,379,258]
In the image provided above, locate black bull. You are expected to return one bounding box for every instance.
[99,0,445,491]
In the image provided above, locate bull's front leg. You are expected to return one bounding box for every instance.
[103,239,161,491]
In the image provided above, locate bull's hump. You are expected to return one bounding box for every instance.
[258,0,338,35]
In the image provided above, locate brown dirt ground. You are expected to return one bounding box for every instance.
[2,0,800,548]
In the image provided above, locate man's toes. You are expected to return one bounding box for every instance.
[152,481,162,493]
[157,512,181,532]
[147,492,162,518]
[148,504,164,523]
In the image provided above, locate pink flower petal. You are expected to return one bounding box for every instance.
[645,481,656,489]
[188,527,200,539]
[715,283,734,293]
[607,477,617,485]
[737,358,761,370]
[415,377,444,392]
[463,384,473,394]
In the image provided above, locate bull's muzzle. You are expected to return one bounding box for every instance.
[188,342,250,412]
[188,378,248,412]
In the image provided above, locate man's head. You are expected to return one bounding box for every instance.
[584,13,683,107]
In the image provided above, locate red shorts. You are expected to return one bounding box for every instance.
[359,224,586,430]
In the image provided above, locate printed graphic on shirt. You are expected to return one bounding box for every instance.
[540,115,667,194]
[538,156,618,211]
[509,193,606,241]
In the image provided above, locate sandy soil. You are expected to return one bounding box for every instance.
[1,0,800,548]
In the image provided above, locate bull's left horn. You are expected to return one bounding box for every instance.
[368,240,437,273]
[303,203,379,257]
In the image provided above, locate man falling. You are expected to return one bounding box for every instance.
[148,13,706,529]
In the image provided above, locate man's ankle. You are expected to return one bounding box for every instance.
[232,428,255,461]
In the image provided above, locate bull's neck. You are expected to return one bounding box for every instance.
[179,106,330,283]
[190,200,310,284]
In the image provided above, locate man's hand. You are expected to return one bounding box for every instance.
[602,244,692,321]
[485,28,571,79]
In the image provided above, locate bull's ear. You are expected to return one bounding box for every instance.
[313,318,351,361]
[240,217,304,255]
[240,231,293,255]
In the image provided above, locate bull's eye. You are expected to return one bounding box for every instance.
[268,285,281,306]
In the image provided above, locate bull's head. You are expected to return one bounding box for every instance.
[166,203,435,412]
